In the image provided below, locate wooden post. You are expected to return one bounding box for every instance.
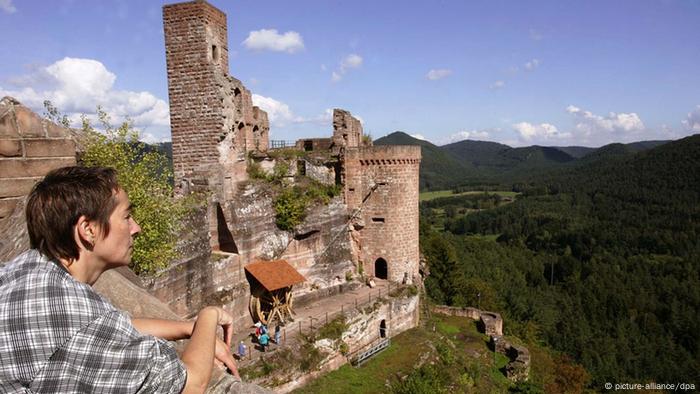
[355,298,357,308]
[325,312,328,325]
[368,293,371,303]
[284,328,287,343]
[341,304,344,314]
[299,321,302,335]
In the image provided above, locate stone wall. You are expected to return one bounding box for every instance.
[331,109,363,151]
[431,305,482,320]
[343,145,421,283]
[0,97,76,261]
[342,290,420,354]
[431,305,503,336]
[295,138,332,152]
[163,0,230,182]
[432,305,529,382]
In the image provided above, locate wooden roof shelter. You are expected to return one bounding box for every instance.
[244,260,305,325]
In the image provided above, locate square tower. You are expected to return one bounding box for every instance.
[163,0,230,183]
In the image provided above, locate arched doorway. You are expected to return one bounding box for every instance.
[380,319,387,338]
[374,258,388,280]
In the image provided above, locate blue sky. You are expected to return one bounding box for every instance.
[1,0,699,147]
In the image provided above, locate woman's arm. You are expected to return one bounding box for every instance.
[131,318,194,340]
[132,308,238,393]
[179,307,237,393]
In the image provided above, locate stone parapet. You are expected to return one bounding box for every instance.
[0,97,76,260]
[346,145,422,161]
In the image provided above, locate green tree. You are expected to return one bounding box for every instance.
[423,234,459,305]
[78,108,195,274]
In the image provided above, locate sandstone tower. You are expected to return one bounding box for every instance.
[163,0,269,250]
[343,142,421,284]
[163,0,269,192]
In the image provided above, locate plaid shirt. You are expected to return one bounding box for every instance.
[0,250,186,393]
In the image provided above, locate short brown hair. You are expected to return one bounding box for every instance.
[26,166,121,262]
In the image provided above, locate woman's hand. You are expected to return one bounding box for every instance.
[214,338,240,379]
[206,306,234,349]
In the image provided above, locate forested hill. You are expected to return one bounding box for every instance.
[374,132,476,189]
[421,134,700,387]
[375,131,670,190]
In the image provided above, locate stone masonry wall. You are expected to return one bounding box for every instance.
[163,0,229,183]
[0,97,76,260]
[332,109,363,150]
[343,145,421,283]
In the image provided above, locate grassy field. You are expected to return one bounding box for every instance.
[295,315,513,394]
[294,324,433,393]
[419,190,520,202]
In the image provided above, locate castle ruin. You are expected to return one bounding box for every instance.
[162,0,422,293]
[0,0,424,389]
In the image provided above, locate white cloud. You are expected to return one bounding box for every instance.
[524,59,540,71]
[446,130,491,143]
[242,29,305,53]
[341,54,363,70]
[139,132,161,144]
[251,94,303,126]
[410,134,426,141]
[426,69,452,81]
[682,105,700,132]
[0,0,16,14]
[0,57,171,141]
[332,54,363,82]
[490,80,505,90]
[513,122,567,141]
[299,108,334,125]
[566,105,645,142]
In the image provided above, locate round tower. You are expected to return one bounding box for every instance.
[344,145,422,283]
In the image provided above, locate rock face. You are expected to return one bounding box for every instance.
[209,373,273,394]
[303,159,337,186]
[226,183,355,300]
